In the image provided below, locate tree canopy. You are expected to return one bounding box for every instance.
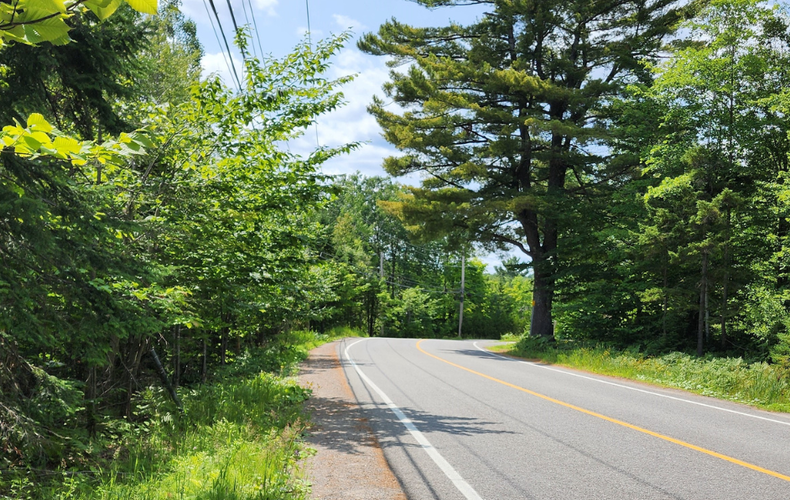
[359,0,702,338]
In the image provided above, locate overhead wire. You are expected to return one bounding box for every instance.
[240,0,257,59]
[313,250,460,296]
[375,231,466,266]
[305,0,320,147]
[201,0,236,91]
[223,0,246,61]
[245,0,265,59]
[304,0,312,47]
[206,0,243,91]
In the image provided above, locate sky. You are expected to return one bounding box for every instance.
[178,0,517,268]
[181,0,487,177]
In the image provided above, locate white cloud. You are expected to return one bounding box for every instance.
[200,51,244,89]
[179,0,206,20]
[281,45,428,187]
[309,47,395,176]
[204,41,406,181]
[253,0,278,16]
[332,14,365,32]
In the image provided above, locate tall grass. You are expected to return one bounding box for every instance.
[6,329,363,500]
[504,337,790,413]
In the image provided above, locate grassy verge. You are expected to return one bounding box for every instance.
[6,328,364,500]
[496,336,790,413]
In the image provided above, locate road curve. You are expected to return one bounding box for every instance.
[338,338,790,500]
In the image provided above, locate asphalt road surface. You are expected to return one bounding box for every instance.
[338,338,790,500]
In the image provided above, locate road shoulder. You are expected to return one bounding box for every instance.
[298,339,407,500]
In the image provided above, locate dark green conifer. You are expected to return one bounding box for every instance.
[360,0,701,338]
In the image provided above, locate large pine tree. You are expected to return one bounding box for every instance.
[360,0,701,338]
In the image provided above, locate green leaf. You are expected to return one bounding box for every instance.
[52,136,81,156]
[84,0,122,20]
[124,0,157,15]
[21,134,43,151]
[14,4,72,45]
[26,113,53,133]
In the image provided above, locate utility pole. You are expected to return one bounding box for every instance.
[380,251,385,337]
[458,249,465,338]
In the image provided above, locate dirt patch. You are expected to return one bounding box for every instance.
[299,340,407,500]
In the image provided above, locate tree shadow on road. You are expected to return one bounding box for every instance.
[302,392,515,457]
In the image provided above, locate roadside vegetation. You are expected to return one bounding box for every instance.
[5,328,362,499]
[498,337,790,413]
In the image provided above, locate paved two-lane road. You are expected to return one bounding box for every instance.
[338,338,790,499]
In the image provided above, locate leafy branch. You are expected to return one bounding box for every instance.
[0,0,157,47]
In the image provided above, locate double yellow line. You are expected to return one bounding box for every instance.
[416,339,790,483]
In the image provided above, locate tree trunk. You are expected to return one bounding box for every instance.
[390,245,397,299]
[149,347,183,412]
[173,325,180,388]
[220,329,227,365]
[458,250,465,338]
[721,208,731,350]
[704,275,710,345]
[201,337,207,383]
[697,250,708,356]
[530,267,554,339]
[662,249,669,340]
[85,366,97,437]
[122,336,148,419]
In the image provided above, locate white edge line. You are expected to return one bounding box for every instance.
[344,338,484,500]
[472,341,790,427]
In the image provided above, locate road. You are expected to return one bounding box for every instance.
[338,338,790,499]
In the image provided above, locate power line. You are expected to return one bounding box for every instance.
[305,0,320,147]
[202,0,235,90]
[314,251,457,295]
[240,0,257,59]
[304,0,312,47]
[224,0,247,62]
[206,0,242,91]
[245,0,265,59]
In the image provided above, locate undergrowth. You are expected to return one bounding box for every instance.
[2,328,364,500]
[501,336,790,412]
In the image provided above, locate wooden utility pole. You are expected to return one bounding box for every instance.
[458,250,465,338]
[380,251,385,337]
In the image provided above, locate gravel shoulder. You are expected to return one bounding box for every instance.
[298,339,407,500]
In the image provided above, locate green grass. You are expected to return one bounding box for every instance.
[498,336,790,413]
[6,329,365,500]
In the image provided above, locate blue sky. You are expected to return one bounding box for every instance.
[181,0,487,178]
[179,0,518,268]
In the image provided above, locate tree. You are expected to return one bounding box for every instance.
[0,0,157,47]
[316,174,452,335]
[634,0,790,354]
[0,9,357,478]
[0,1,201,139]
[133,0,203,111]
[359,0,699,339]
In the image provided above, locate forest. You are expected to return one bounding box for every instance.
[2,0,790,497]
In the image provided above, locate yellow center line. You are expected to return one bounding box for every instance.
[416,339,790,483]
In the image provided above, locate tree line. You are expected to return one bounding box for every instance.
[361,0,790,360]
